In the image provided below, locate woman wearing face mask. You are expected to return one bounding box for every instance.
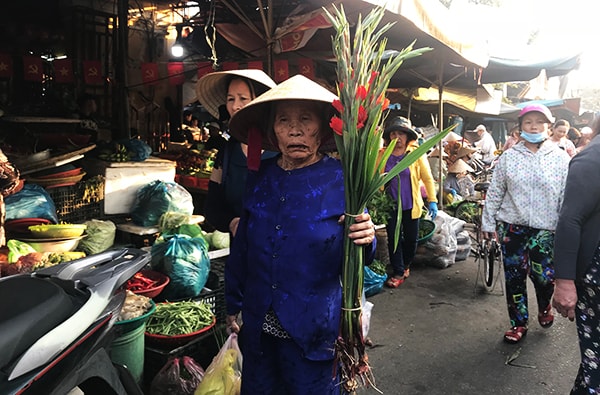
[481,103,571,344]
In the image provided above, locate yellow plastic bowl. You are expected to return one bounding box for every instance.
[28,224,87,239]
[18,236,85,252]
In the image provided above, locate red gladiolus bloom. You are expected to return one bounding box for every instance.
[332,99,344,113]
[368,71,378,88]
[357,105,368,125]
[382,98,390,110]
[330,116,343,136]
[376,94,390,110]
[356,85,367,100]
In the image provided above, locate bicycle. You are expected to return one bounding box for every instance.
[453,181,503,293]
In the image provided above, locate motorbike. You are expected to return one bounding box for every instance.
[0,247,150,395]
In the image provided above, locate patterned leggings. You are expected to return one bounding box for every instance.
[571,245,600,395]
[497,222,555,327]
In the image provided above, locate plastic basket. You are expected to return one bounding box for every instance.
[46,175,105,223]
[417,219,436,245]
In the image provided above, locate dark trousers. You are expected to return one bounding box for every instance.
[386,209,419,277]
[497,222,555,327]
[240,332,336,395]
[571,245,600,395]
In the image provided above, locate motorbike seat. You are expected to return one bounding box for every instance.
[0,276,80,370]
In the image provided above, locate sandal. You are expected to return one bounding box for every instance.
[403,268,410,279]
[538,305,554,328]
[504,326,528,344]
[385,276,405,288]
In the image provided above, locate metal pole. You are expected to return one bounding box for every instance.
[116,0,130,139]
[437,61,445,210]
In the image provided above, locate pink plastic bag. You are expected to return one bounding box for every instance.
[150,356,205,395]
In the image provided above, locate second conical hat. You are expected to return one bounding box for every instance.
[456,146,478,159]
[428,147,448,157]
[448,159,474,173]
[443,131,463,142]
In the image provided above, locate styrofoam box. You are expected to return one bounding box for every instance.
[84,157,176,215]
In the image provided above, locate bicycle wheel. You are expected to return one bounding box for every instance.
[483,240,502,291]
[454,200,480,226]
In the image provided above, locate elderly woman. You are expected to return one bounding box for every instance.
[224,75,376,394]
[482,103,570,344]
[382,116,438,288]
[196,69,278,235]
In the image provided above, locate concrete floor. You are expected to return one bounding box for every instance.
[361,255,580,395]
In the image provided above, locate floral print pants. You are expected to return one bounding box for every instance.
[497,222,555,327]
[571,245,600,395]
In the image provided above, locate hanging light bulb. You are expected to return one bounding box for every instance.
[171,24,185,58]
[171,43,184,58]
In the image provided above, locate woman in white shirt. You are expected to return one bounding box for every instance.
[481,103,571,344]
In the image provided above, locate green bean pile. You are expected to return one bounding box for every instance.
[146,300,215,336]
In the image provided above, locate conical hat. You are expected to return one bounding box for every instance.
[195,69,277,119]
[443,131,463,142]
[456,146,478,158]
[448,158,474,173]
[428,147,448,157]
[228,74,339,152]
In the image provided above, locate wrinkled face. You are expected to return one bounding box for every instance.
[226,79,253,117]
[273,100,322,160]
[389,130,409,153]
[552,124,568,139]
[520,112,550,134]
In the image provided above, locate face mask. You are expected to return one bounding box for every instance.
[520,131,547,144]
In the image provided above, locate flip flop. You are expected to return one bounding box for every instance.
[538,305,554,328]
[385,276,405,288]
[504,326,527,344]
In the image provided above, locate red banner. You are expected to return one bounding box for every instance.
[54,58,74,84]
[83,60,103,85]
[0,53,13,79]
[197,61,213,79]
[23,56,43,82]
[274,59,289,83]
[297,58,315,79]
[221,61,238,71]
[247,61,263,70]
[168,62,185,85]
[141,62,158,85]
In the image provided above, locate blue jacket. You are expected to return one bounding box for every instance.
[225,155,374,360]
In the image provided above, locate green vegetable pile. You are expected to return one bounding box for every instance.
[418,220,436,240]
[369,259,387,276]
[146,300,215,336]
[367,190,395,225]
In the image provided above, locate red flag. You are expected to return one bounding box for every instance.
[197,61,212,79]
[168,62,185,85]
[23,56,43,82]
[297,58,315,79]
[247,61,263,70]
[221,62,238,71]
[274,59,289,83]
[83,60,103,85]
[141,62,158,85]
[54,58,74,84]
[0,53,13,79]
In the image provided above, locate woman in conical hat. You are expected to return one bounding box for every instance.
[225,74,376,394]
[197,69,278,236]
[443,159,475,203]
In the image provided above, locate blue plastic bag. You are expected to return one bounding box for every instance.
[121,138,152,162]
[131,180,194,226]
[364,266,387,297]
[150,234,210,301]
[4,184,58,223]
